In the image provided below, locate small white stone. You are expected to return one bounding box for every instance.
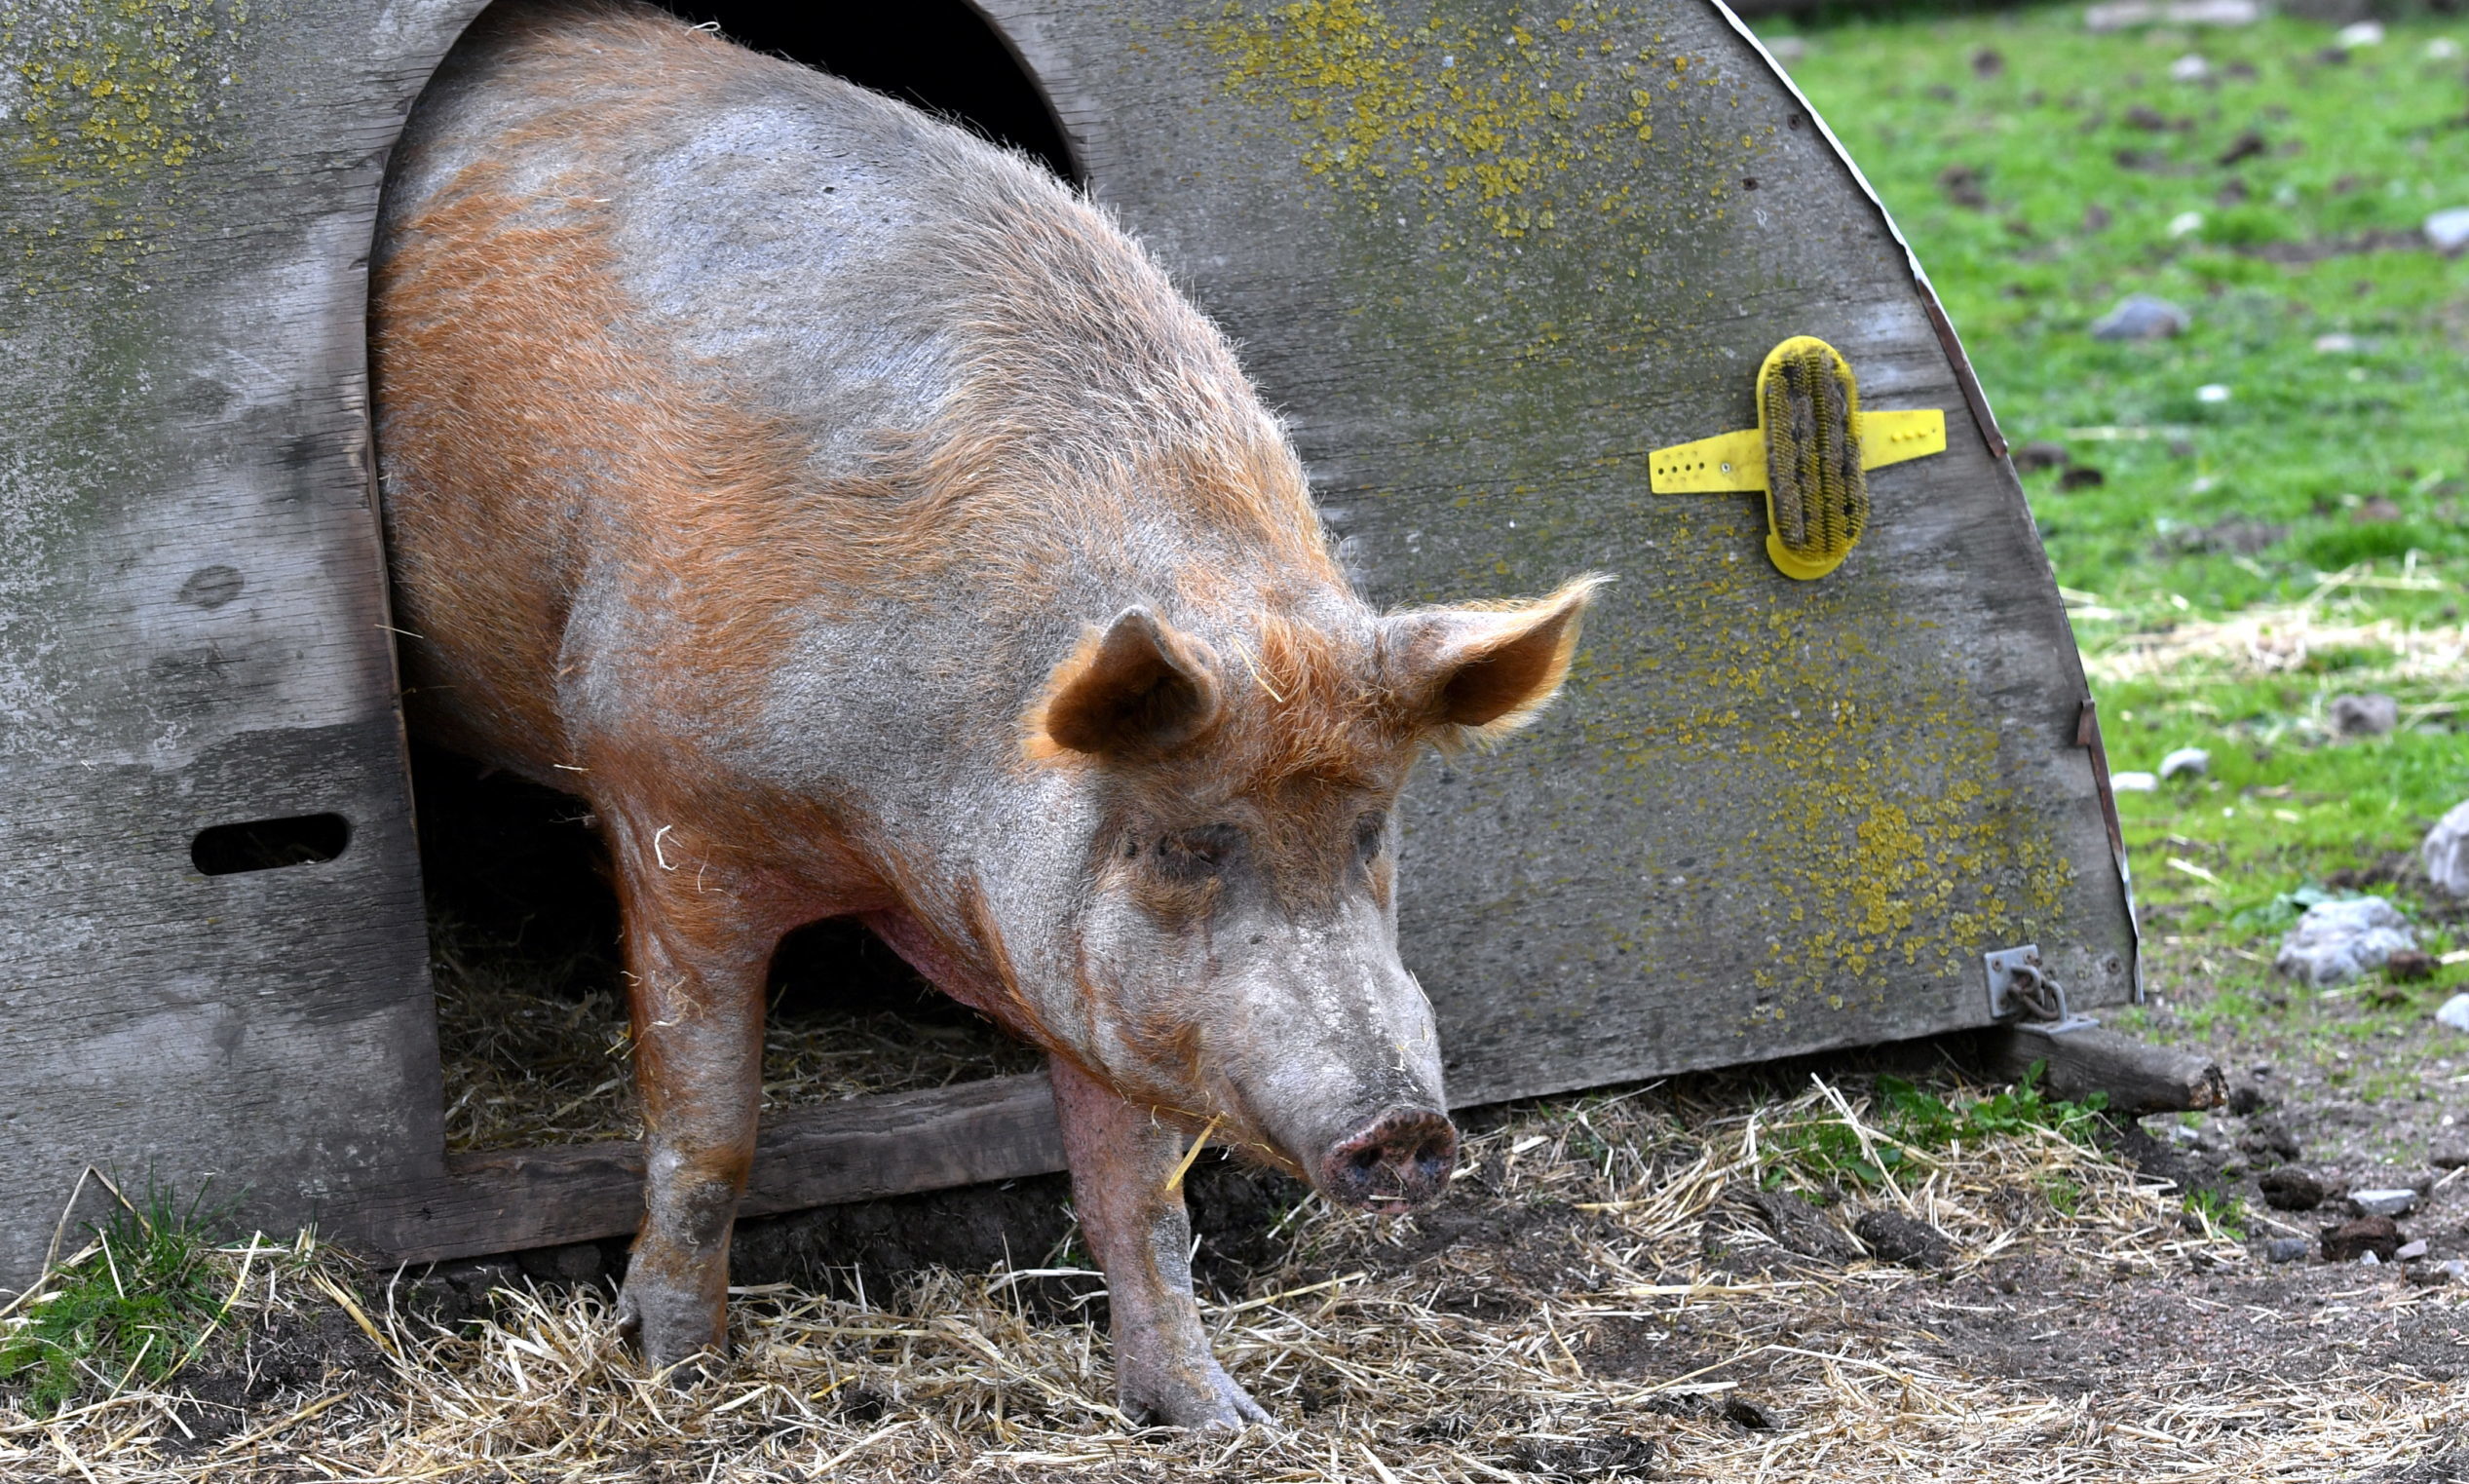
[2112,771,2159,792]
[2159,746,2210,780]
[2276,897,2415,987]
[2438,993,2469,1033]
[2351,1188,2418,1217]
[2336,19,2384,47]
[2428,38,2463,61]
[2196,383,2231,402]
[2361,1250,2381,1266]
[2331,692,2400,738]
[2395,1238,2429,1262]
[2424,801,2469,898]
[2313,332,2359,353]
[2086,1,2159,32]
[2428,208,2469,256]
[2091,294,2191,340]
[2170,211,2207,239]
[2086,0,2260,26]
[2170,53,2211,81]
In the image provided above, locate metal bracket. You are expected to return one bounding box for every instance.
[1985,944,2100,1036]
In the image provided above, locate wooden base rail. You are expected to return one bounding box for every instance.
[348,1073,1067,1266]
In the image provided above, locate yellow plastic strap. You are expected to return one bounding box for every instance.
[1648,428,1767,493]
[1858,408,1946,471]
[1646,408,1945,494]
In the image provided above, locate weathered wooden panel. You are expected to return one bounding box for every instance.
[983,0,2137,1107]
[356,1074,1067,1264]
[0,0,485,1293]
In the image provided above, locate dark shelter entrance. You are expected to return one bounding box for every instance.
[411,0,1076,1158]
[651,0,1078,181]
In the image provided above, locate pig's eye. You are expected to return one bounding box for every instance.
[1157,823,1242,882]
[1355,813,1388,865]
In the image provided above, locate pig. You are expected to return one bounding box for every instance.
[370,0,1597,1427]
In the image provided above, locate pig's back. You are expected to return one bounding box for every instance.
[378,0,1019,473]
[373,0,1328,778]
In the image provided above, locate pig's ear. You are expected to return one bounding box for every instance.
[1033,607,1222,759]
[1383,575,1608,744]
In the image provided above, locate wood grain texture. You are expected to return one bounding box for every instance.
[353,1074,1068,1264]
[1980,1026,2226,1117]
[0,0,491,1294]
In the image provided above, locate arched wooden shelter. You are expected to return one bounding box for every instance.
[0,0,2137,1289]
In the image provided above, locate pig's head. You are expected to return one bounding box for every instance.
[1004,576,1601,1214]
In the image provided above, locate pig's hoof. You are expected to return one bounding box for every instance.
[1121,1362,1273,1430]
[616,1280,725,1386]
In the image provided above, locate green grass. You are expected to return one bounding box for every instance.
[1777,5,2469,627]
[0,1189,235,1417]
[1770,1063,2108,1189]
[2100,672,2467,922]
[2184,1185,2250,1239]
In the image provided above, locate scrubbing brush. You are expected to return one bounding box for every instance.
[1646,334,1946,582]
[1759,336,1869,581]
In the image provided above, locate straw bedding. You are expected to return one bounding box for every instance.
[412,748,1043,1154]
[6,1074,2459,1481]
[432,912,1042,1152]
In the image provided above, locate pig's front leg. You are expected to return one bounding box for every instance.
[1049,1057,1271,1429]
[607,840,772,1380]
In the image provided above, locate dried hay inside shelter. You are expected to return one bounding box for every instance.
[431,914,1043,1153]
[4,1072,2458,1482]
[415,753,1039,1153]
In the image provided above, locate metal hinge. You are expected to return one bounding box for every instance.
[1985,944,2099,1036]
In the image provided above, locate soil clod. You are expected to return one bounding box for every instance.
[1720,1395,1784,1431]
[2321,1214,2403,1263]
[1741,1187,1862,1265]
[1853,1208,1953,1270]
[2239,1118,2301,1163]
[2383,948,2437,982]
[2260,1166,2328,1211]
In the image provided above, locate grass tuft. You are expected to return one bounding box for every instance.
[1768,1062,2108,1189]
[0,1186,233,1417]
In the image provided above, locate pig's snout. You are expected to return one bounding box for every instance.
[1318,1107,1458,1214]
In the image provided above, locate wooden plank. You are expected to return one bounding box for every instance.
[352,1073,1068,1265]
[1979,1026,2226,1118]
[0,0,487,1296]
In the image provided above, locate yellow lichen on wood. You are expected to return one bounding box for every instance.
[1193,0,1767,247]
[3,0,248,278]
[1576,554,2077,1028]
